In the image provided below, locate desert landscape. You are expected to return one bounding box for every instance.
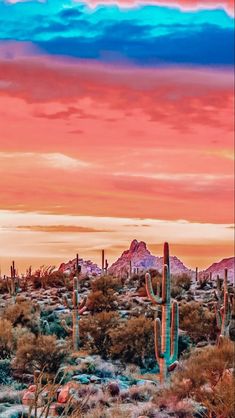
[0,241,234,417]
[0,0,234,417]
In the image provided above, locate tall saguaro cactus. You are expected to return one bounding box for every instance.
[62,277,87,351]
[7,261,19,298]
[215,269,233,340]
[145,242,179,383]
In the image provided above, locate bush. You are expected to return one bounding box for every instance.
[3,300,40,334]
[12,334,68,376]
[174,274,191,291]
[0,358,12,384]
[167,339,234,417]
[30,267,66,289]
[91,275,122,293]
[80,312,119,358]
[179,301,216,343]
[0,277,8,294]
[87,290,118,312]
[109,316,155,368]
[0,319,14,359]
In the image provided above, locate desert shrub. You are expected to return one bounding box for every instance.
[109,316,155,368]
[0,277,8,294]
[178,334,192,357]
[167,339,234,417]
[171,274,192,298]
[174,274,191,291]
[3,300,40,334]
[87,289,118,312]
[80,312,119,358]
[30,266,64,289]
[197,275,210,289]
[12,334,68,376]
[40,311,68,338]
[0,358,12,384]
[91,275,122,293]
[86,276,121,312]
[179,301,216,343]
[0,319,14,359]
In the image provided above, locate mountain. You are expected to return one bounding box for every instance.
[59,256,101,276]
[203,257,234,283]
[108,239,191,277]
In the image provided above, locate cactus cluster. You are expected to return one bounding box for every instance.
[215,268,234,341]
[145,242,179,383]
[61,276,88,351]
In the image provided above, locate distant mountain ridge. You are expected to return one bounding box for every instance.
[59,257,101,276]
[108,239,191,277]
[203,257,234,282]
[59,240,234,281]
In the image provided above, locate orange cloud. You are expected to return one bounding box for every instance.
[16,225,112,233]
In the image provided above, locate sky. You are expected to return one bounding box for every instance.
[0,0,234,274]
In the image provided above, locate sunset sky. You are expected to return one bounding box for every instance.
[0,0,234,275]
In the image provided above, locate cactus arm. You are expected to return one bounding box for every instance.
[80,296,87,309]
[61,319,72,334]
[154,318,164,362]
[215,302,222,330]
[222,292,230,333]
[145,273,163,304]
[63,295,71,309]
[73,289,79,308]
[170,301,179,364]
[229,294,235,342]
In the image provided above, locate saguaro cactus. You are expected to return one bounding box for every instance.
[102,250,105,274]
[215,269,233,340]
[145,242,179,383]
[62,277,87,351]
[7,261,19,298]
[105,259,109,275]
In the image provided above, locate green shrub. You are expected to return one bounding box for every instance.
[0,359,12,384]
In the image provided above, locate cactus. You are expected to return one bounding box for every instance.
[61,277,87,350]
[229,293,235,342]
[215,269,233,340]
[145,242,179,383]
[6,261,19,298]
[105,259,109,275]
[195,267,198,282]
[129,260,132,278]
[102,250,105,273]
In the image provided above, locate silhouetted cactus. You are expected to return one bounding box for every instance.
[145,242,179,383]
[61,277,87,350]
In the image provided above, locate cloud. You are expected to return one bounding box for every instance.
[0,152,90,170]
[0,1,234,66]
[16,225,111,232]
[0,54,233,132]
